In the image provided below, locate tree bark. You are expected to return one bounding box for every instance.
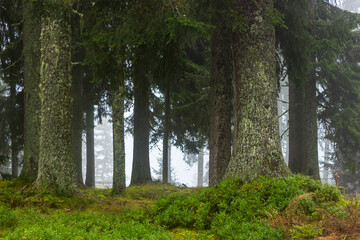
[289,68,319,179]
[168,139,171,183]
[131,52,152,185]
[11,145,18,177]
[323,131,329,183]
[71,6,84,185]
[10,84,18,177]
[209,0,232,186]
[72,65,83,185]
[112,77,126,193]
[302,71,319,179]
[288,73,304,174]
[85,104,95,187]
[277,79,289,164]
[162,85,170,183]
[130,55,152,185]
[36,3,78,195]
[224,0,291,181]
[22,0,41,181]
[197,149,204,187]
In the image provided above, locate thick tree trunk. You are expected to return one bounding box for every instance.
[36,4,78,195]
[288,74,304,174]
[72,67,83,185]
[71,8,84,185]
[289,69,319,179]
[287,0,319,179]
[22,0,41,181]
[131,63,152,185]
[209,0,232,186]
[162,86,170,183]
[302,72,319,179]
[197,149,204,187]
[85,104,95,187]
[112,78,126,193]
[224,0,290,181]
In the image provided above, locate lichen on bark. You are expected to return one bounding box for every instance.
[224,0,291,182]
[112,75,126,194]
[36,6,78,195]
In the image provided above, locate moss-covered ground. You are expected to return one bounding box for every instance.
[0,175,359,239]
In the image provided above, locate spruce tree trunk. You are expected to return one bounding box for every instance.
[168,139,171,183]
[131,59,152,185]
[22,0,41,181]
[289,69,319,179]
[323,131,329,183]
[36,3,78,195]
[10,85,18,177]
[72,66,83,185]
[85,104,95,187]
[11,146,18,177]
[224,0,290,181]
[277,80,289,164]
[288,74,304,173]
[302,72,319,179]
[162,86,170,183]
[197,149,204,187]
[209,0,232,186]
[71,8,84,185]
[112,78,126,193]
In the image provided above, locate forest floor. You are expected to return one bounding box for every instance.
[0,175,359,239]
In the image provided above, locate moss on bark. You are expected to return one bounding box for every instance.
[224,0,291,182]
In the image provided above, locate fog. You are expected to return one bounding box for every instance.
[82,114,209,188]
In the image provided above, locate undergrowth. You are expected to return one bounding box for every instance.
[0,175,359,239]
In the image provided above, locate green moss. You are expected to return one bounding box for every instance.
[0,176,356,239]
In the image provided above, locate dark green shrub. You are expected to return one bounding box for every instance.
[313,184,341,203]
[154,193,200,228]
[299,198,317,215]
[153,174,338,238]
